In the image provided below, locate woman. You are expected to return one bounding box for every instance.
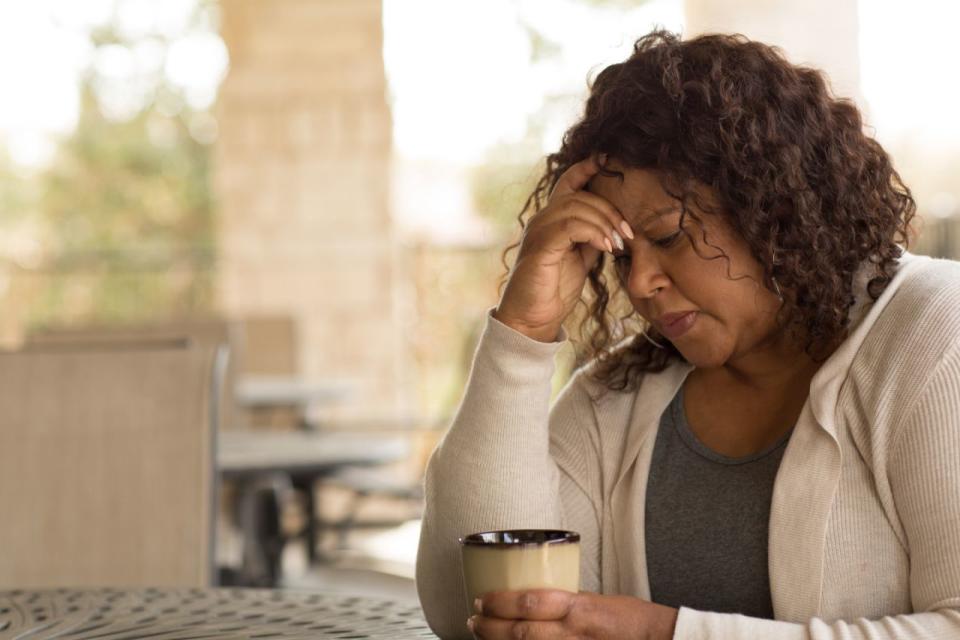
[416,30,960,639]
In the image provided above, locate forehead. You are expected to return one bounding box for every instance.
[586,165,683,226]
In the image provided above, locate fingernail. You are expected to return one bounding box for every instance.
[598,152,608,164]
[620,220,635,240]
[612,230,624,251]
[604,237,614,253]
[473,598,483,614]
[467,615,476,631]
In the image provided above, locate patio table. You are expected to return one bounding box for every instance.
[234,375,356,408]
[0,587,436,639]
[217,431,411,585]
[219,430,409,478]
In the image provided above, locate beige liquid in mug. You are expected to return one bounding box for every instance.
[460,530,580,613]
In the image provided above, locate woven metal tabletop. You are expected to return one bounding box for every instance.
[0,588,437,639]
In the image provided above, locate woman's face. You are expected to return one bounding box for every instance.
[587,164,785,369]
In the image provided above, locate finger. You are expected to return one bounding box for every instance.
[558,195,623,250]
[479,589,577,621]
[541,215,617,256]
[567,191,635,242]
[549,154,604,201]
[580,243,602,272]
[529,197,623,253]
[470,615,572,640]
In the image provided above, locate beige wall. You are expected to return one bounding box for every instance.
[214,0,413,422]
[684,0,863,107]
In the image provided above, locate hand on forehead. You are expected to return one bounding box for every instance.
[587,164,721,231]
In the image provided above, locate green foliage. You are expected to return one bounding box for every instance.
[28,24,217,328]
[0,150,32,226]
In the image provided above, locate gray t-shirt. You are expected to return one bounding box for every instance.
[644,384,793,619]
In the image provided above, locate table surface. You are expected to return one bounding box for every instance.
[0,588,437,639]
[218,430,410,476]
[235,376,357,407]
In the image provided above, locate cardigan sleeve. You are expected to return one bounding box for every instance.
[415,308,603,640]
[671,339,960,639]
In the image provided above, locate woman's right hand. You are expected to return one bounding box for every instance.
[493,154,635,342]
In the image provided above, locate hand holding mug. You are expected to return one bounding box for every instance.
[468,590,679,640]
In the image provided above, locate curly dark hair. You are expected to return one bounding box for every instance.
[498,29,916,394]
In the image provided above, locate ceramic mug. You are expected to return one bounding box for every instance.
[459,529,580,614]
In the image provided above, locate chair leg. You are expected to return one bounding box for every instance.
[291,475,318,565]
[237,473,292,587]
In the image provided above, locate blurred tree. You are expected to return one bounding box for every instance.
[28,5,219,329]
[0,149,32,227]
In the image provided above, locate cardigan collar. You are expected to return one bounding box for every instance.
[613,250,925,479]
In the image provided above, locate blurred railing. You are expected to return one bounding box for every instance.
[912,213,960,259]
[3,219,955,392]
[0,254,216,349]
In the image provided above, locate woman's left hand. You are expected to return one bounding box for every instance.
[468,589,679,640]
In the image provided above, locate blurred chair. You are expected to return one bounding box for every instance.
[236,315,299,377]
[0,338,226,588]
[27,318,242,431]
[25,317,304,585]
[232,315,304,430]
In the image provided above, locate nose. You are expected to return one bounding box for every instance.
[624,248,670,299]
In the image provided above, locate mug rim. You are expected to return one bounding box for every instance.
[458,529,580,547]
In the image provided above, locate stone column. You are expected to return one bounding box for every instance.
[214,0,412,422]
[684,0,863,106]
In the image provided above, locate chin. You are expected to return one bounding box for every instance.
[674,340,731,370]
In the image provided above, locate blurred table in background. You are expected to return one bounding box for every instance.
[0,588,436,639]
[234,375,357,429]
[218,431,410,586]
[219,430,408,478]
[235,375,356,409]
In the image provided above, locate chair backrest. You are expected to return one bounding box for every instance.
[0,340,221,588]
[235,315,298,376]
[233,315,303,429]
[27,318,240,430]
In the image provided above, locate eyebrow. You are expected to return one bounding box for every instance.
[629,205,682,227]
[584,180,682,224]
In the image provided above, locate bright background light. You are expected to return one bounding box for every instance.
[383,0,684,163]
[1,0,959,166]
[858,0,960,151]
[0,0,226,167]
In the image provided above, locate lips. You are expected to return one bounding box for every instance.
[654,311,698,340]
[657,311,695,326]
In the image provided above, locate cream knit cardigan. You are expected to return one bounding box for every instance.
[416,251,960,639]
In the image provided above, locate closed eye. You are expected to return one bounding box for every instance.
[652,231,682,248]
[612,230,682,273]
[614,230,683,260]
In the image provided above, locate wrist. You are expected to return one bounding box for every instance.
[491,309,561,343]
[656,605,679,640]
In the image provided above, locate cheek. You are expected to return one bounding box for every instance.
[680,271,770,348]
